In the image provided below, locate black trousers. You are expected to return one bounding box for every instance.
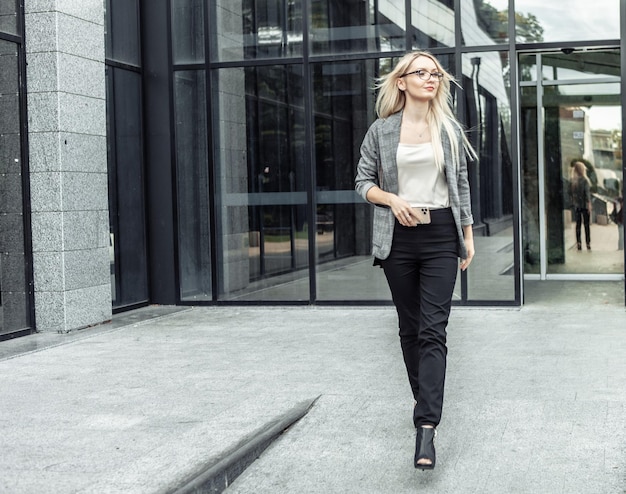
[575,207,591,245]
[379,208,459,427]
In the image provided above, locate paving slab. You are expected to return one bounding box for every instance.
[223,305,626,494]
[0,299,624,494]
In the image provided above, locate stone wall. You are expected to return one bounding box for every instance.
[25,0,111,332]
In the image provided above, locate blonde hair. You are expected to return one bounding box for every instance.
[573,161,590,183]
[374,51,477,170]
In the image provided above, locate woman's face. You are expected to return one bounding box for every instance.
[397,55,441,102]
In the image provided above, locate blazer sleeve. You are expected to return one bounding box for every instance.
[355,120,381,203]
[456,131,474,227]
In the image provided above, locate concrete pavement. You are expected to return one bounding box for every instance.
[0,297,625,493]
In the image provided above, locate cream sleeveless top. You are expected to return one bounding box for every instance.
[396,143,449,208]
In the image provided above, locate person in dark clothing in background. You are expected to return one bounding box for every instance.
[571,160,592,251]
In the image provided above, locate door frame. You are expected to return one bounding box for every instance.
[518,49,625,282]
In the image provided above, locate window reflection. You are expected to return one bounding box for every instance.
[311,0,405,54]
[211,0,303,61]
[0,0,18,35]
[461,0,509,46]
[171,0,205,64]
[312,60,393,300]
[545,85,622,274]
[107,68,149,307]
[520,85,540,274]
[213,65,308,301]
[174,71,211,301]
[520,50,623,278]
[105,0,148,308]
[0,40,29,334]
[515,0,619,43]
[462,52,515,300]
[411,0,455,49]
[104,0,140,65]
[539,51,620,81]
[519,54,537,82]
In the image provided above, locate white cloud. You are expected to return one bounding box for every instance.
[513,0,619,41]
[587,106,622,131]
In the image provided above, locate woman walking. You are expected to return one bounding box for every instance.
[571,160,592,250]
[355,51,476,470]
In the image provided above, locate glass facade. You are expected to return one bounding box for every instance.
[0,0,17,36]
[312,59,385,300]
[211,64,309,301]
[2,0,621,327]
[166,0,537,304]
[520,50,623,278]
[462,0,509,46]
[412,0,455,49]
[0,1,32,338]
[105,0,140,65]
[211,0,303,61]
[311,0,405,54]
[158,0,623,305]
[105,0,149,309]
[515,0,619,44]
[174,70,211,300]
[461,51,515,300]
[171,0,205,63]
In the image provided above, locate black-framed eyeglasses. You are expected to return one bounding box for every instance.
[400,69,444,81]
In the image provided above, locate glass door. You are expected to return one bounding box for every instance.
[520,50,624,279]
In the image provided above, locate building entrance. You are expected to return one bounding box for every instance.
[519,49,624,288]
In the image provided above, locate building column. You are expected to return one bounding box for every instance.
[25,1,111,332]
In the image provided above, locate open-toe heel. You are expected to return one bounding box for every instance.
[414,426,436,470]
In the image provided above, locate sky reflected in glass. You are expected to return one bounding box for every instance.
[515,0,619,43]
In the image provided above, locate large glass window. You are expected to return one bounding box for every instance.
[212,65,308,301]
[106,67,149,307]
[461,0,509,46]
[172,0,533,304]
[105,0,140,65]
[520,83,540,274]
[535,51,620,82]
[211,0,303,61]
[0,0,17,36]
[312,59,389,300]
[105,0,148,309]
[311,0,405,55]
[411,0,456,49]
[171,0,205,64]
[174,70,212,301]
[515,0,619,44]
[520,51,623,279]
[461,51,515,300]
[0,38,30,336]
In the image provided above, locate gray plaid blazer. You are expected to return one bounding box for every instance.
[355,110,474,260]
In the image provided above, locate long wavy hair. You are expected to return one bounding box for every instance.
[374,51,477,170]
[572,160,591,184]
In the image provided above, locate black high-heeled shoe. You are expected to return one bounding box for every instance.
[414,426,436,470]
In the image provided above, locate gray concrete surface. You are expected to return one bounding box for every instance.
[1,289,625,493]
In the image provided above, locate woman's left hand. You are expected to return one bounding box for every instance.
[460,237,475,271]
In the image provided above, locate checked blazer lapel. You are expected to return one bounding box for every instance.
[378,111,402,194]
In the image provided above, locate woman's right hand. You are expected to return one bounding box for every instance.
[388,194,417,227]
[366,187,417,226]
